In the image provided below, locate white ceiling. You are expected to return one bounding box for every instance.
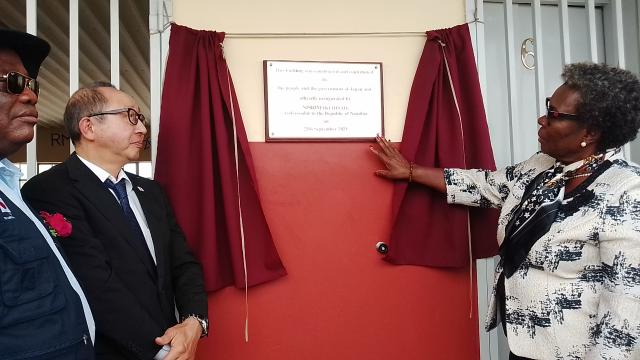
[0,0,150,128]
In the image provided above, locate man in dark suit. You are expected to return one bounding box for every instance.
[22,82,208,360]
[0,29,95,359]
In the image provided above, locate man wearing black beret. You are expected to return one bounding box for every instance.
[0,28,95,359]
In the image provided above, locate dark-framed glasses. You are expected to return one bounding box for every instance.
[0,72,39,96]
[546,97,579,121]
[88,107,146,126]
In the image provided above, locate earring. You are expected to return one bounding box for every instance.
[580,141,587,148]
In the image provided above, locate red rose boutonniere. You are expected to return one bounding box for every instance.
[39,211,72,238]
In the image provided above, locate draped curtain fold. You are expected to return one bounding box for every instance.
[385,24,499,267]
[155,23,286,291]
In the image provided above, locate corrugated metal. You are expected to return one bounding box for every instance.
[0,0,150,129]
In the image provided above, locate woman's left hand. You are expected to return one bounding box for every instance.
[370,135,411,180]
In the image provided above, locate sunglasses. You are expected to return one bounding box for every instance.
[545,97,579,121]
[0,72,39,96]
[88,107,146,126]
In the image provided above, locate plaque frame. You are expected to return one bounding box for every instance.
[263,60,384,142]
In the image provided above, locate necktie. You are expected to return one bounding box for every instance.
[104,179,156,270]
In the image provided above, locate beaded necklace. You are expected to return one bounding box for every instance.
[564,172,593,181]
[544,152,606,188]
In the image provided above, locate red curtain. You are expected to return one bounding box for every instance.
[385,24,499,267]
[155,23,286,291]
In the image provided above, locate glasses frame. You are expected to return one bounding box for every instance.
[545,97,579,121]
[88,107,146,126]
[0,72,39,96]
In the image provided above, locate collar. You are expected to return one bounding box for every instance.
[547,147,623,185]
[0,158,23,191]
[76,154,130,186]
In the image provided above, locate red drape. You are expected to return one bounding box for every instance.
[155,23,286,291]
[385,24,499,267]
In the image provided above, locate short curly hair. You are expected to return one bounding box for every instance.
[562,63,640,151]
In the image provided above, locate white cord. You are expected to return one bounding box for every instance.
[224,46,250,342]
[440,38,474,319]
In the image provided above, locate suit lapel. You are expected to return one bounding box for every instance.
[130,178,166,285]
[66,154,157,281]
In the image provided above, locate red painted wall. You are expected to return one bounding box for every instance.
[195,143,480,360]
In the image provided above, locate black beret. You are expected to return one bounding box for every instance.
[0,28,50,78]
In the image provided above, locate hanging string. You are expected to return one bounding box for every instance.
[224,31,426,39]
[149,2,172,35]
[223,21,483,39]
[222,42,251,343]
[153,19,484,37]
[439,39,475,320]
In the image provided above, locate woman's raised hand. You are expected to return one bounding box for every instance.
[370,135,411,180]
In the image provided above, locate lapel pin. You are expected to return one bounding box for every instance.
[137,186,144,192]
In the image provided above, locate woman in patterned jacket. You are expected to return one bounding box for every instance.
[371,63,640,360]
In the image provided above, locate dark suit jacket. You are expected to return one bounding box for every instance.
[22,153,208,360]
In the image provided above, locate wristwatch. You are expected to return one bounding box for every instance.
[181,314,209,337]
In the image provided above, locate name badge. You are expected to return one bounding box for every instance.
[0,195,15,220]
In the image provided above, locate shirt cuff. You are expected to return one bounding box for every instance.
[154,345,171,360]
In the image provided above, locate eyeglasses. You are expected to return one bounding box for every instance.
[88,107,146,126]
[545,97,579,121]
[0,72,39,96]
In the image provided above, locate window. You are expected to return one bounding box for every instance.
[124,161,152,178]
[0,0,155,180]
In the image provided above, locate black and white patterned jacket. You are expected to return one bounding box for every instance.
[445,152,640,360]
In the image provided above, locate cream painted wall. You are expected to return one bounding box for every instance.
[174,0,467,141]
